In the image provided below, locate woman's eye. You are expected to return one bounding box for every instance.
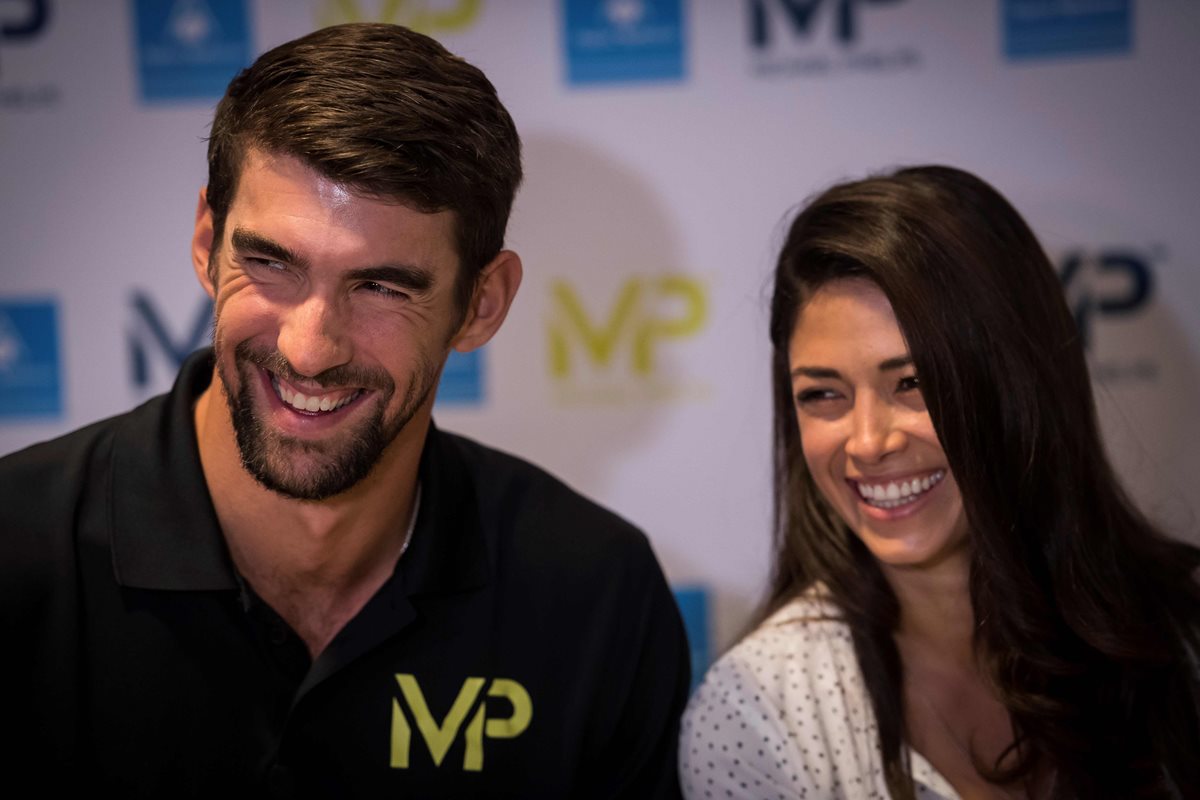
[795,388,839,406]
[897,375,921,393]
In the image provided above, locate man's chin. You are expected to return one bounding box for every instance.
[245,460,354,502]
[234,430,373,500]
[229,395,394,501]
[214,339,433,501]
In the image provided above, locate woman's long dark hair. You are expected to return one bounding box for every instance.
[764,165,1200,799]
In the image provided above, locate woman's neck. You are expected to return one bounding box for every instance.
[884,552,975,663]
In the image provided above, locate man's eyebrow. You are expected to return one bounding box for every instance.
[231,228,307,269]
[347,265,435,294]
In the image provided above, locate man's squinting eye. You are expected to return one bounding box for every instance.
[359,281,408,300]
[243,257,287,273]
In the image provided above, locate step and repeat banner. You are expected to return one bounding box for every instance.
[3,1,1199,677]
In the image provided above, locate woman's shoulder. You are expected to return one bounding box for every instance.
[728,585,856,668]
[680,586,889,798]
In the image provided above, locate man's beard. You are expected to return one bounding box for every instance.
[217,340,436,501]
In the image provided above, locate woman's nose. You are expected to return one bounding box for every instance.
[844,397,905,464]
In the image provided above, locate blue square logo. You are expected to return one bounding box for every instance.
[435,347,484,406]
[0,299,63,420]
[562,0,686,86]
[1003,0,1132,61]
[673,584,711,693]
[132,0,253,102]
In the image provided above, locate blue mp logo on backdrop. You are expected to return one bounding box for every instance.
[1057,247,1159,385]
[0,299,63,420]
[0,0,50,74]
[128,291,213,392]
[1059,248,1153,350]
[562,0,686,86]
[0,0,58,109]
[748,0,917,78]
[1003,0,1132,61]
[132,0,252,102]
[434,348,484,407]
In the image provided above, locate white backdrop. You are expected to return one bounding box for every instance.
[2,0,1198,659]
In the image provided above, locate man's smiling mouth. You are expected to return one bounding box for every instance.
[270,373,364,414]
[850,469,946,510]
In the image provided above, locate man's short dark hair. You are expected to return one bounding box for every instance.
[205,23,523,314]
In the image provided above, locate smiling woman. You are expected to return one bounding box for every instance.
[680,166,1200,800]
[787,278,968,575]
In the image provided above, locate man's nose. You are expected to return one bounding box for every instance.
[276,292,352,379]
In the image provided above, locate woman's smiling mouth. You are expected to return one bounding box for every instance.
[849,469,946,510]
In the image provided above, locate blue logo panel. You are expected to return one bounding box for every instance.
[435,348,484,406]
[673,584,711,693]
[562,0,686,86]
[0,299,62,419]
[1003,0,1132,61]
[132,0,252,102]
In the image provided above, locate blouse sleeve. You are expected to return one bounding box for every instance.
[679,646,813,799]
[679,596,902,799]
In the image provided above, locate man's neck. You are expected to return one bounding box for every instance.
[192,378,425,657]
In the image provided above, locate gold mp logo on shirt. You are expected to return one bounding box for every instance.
[390,674,533,771]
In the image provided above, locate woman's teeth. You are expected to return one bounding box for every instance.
[855,470,945,509]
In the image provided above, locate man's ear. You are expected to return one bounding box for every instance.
[192,187,217,298]
[451,250,523,352]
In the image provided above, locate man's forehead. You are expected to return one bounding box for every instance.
[229,150,446,224]
[233,147,438,210]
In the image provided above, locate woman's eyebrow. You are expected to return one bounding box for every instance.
[790,366,841,380]
[790,355,912,380]
[879,355,913,371]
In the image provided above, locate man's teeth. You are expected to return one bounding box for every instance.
[856,471,945,509]
[272,377,359,413]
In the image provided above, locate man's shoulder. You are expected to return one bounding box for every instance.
[0,396,173,572]
[0,407,156,614]
[438,429,642,535]
[0,398,164,501]
[1,415,120,510]
[433,428,658,575]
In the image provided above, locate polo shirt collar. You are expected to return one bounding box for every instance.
[110,348,235,590]
[399,422,489,597]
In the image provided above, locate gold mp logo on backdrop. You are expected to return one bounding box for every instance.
[546,275,709,405]
[317,0,481,35]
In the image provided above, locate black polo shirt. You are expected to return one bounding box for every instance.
[0,349,689,798]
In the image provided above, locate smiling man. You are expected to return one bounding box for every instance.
[1,24,689,797]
